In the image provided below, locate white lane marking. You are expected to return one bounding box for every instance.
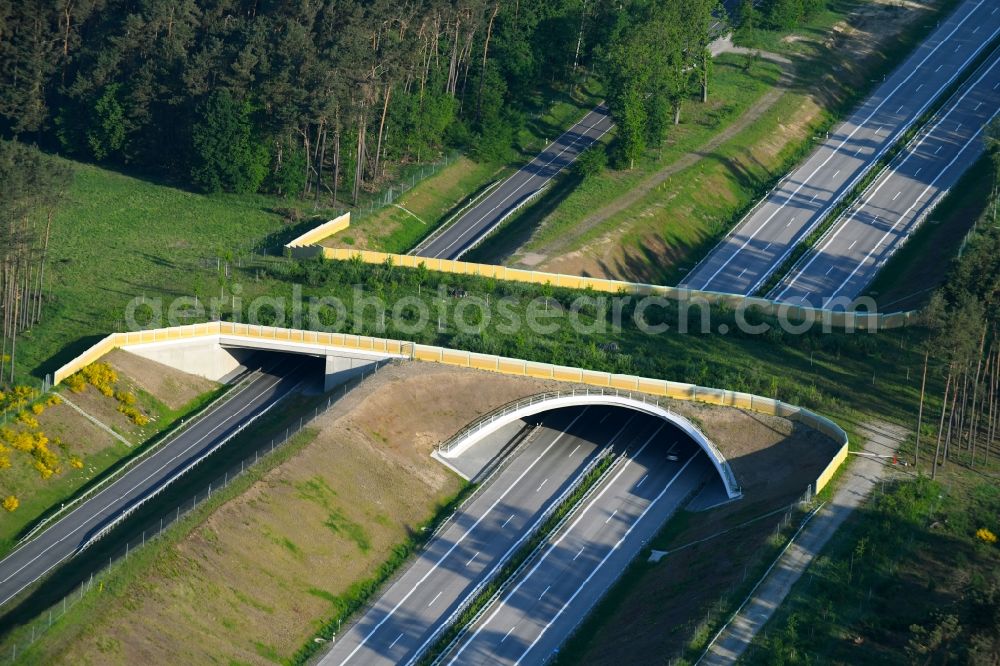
[916,83,924,92]
[810,193,819,203]
[512,456,699,665]
[501,514,515,529]
[605,509,618,524]
[539,585,551,600]
[995,81,1000,90]
[955,122,962,132]
[568,444,581,458]
[500,626,516,644]
[467,552,479,567]
[573,546,585,561]
[536,479,548,492]
[974,25,980,33]
[403,414,638,665]
[935,65,943,72]
[893,191,901,200]
[599,412,611,424]
[896,104,905,114]
[687,2,996,293]
[823,103,1000,307]
[826,266,835,276]
[975,101,983,111]
[763,243,771,252]
[0,370,290,604]
[832,169,841,179]
[772,50,1000,300]
[448,425,669,664]
[428,592,442,607]
[855,147,864,157]
[335,408,592,665]
[388,633,404,650]
[848,240,857,250]
[637,473,648,488]
[737,268,747,279]
[432,111,614,258]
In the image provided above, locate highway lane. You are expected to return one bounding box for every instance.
[412,105,614,260]
[0,357,308,610]
[770,50,1000,309]
[680,0,1000,296]
[446,423,713,665]
[319,407,649,666]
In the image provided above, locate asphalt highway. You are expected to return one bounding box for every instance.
[770,50,1000,309]
[445,425,712,665]
[681,0,1000,296]
[0,358,307,610]
[319,407,646,666]
[412,105,614,260]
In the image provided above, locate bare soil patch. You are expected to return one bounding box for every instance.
[105,349,218,411]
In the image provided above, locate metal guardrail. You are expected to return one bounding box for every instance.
[415,444,619,666]
[436,388,740,496]
[428,447,626,666]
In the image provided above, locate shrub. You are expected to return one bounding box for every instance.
[33,461,54,479]
[17,411,38,429]
[70,456,84,469]
[976,528,997,544]
[118,404,150,427]
[65,374,87,393]
[115,391,136,406]
[46,394,62,407]
[31,403,44,416]
[80,362,118,396]
[2,495,18,512]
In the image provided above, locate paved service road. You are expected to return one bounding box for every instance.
[445,423,712,665]
[681,0,1000,296]
[769,51,1000,309]
[319,407,647,666]
[412,106,614,260]
[0,359,307,609]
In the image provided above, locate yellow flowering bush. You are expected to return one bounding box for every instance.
[976,528,997,544]
[16,411,38,429]
[2,495,18,512]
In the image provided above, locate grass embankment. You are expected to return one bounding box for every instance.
[2,365,580,663]
[487,0,960,285]
[324,156,501,253]
[0,353,222,556]
[865,154,996,311]
[743,460,1000,665]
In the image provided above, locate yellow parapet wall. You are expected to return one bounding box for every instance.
[320,247,912,331]
[278,211,914,330]
[52,322,851,495]
[284,213,351,258]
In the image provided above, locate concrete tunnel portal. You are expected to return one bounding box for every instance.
[441,393,742,500]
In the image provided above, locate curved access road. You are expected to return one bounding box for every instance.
[0,359,306,610]
[444,426,712,665]
[769,49,1000,309]
[412,106,614,261]
[681,0,1000,296]
[319,407,659,666]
